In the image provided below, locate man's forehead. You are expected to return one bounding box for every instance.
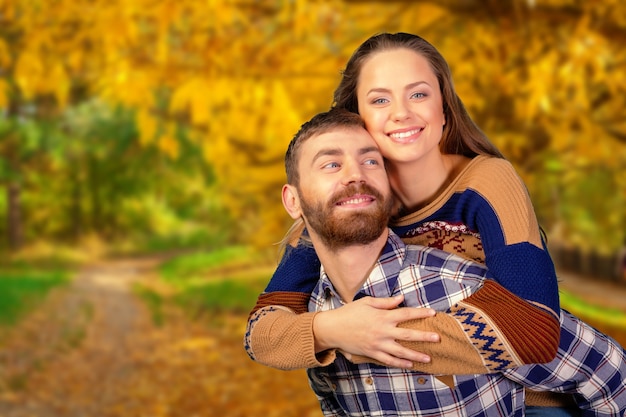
[304,127,378,153]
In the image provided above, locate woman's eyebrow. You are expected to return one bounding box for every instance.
[366,81,430,95]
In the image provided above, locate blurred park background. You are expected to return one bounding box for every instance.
[1,0,626,416]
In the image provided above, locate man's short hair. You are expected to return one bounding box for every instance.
[285,108,365,185]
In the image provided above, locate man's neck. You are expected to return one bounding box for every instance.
[312,229,389,302]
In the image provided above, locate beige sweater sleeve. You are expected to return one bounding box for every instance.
[351,280,559,374]
[351,312,517,374]
[245,306,336,370]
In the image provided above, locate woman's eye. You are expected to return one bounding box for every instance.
[371,97,388,105]
[411,92,426,99]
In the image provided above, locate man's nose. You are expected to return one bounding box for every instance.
[342,161,365,184]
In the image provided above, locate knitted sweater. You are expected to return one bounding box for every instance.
[245,155,561,373]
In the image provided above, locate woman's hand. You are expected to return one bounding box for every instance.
[312,295,440,369]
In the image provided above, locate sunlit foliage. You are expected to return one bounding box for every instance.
[0,0,625,252]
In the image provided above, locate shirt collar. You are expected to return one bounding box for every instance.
[318,229,407,302]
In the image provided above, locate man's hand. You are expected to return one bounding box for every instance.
[312,295,440,369]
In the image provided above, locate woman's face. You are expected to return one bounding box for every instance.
[356,48,446,166]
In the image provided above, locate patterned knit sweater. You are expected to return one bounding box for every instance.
[245,155,561,376]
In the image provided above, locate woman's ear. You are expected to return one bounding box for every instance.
[282,184,302,220]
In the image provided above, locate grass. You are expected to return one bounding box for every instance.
[0,269,69,326]
[559,289,626,328]
[134,285,166,326]
[174,273,269,315]
[159,246,261,283]
[137,246,273,323]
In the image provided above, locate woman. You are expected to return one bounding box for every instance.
[246,33,580,415]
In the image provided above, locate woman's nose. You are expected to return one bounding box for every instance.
[391,100,409,121]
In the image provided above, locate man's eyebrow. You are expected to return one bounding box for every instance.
[311,148,343,165]
[311,145,381,165]
[360,146,381,155]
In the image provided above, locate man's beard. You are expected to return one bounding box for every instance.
[299,183,393,250]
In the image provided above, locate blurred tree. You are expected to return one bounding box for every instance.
[416,0,626,252]
[0,0,99,250]
[0,0,624,253]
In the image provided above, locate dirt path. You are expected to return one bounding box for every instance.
[2,257,623,417]
[0,257,320,417]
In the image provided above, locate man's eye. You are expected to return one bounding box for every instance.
[364,159,379,166]
[323,162,340,169]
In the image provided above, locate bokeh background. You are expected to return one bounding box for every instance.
[1,1,625,416]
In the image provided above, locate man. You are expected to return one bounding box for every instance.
[245,108,626,416]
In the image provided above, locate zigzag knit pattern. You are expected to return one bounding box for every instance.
[448,304,520,371]
[458,280,560,364]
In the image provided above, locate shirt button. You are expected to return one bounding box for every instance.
[364,377,374,385]
[417,377,427,385]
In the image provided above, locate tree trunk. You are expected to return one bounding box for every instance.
[7,181,23,251]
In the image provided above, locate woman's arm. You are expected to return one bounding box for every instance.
[393,157,562,362]
[349,280,560,374]
[467,158,560,316]
[245,290,439,370]
[246,260,559,373]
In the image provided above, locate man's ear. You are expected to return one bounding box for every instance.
[282,184,302,220]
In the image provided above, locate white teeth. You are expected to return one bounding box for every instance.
[389,129,422,139]
[340,197,370,205]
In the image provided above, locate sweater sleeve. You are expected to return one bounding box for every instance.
[349,280,560,374]
[248,243,321,318]
[394,158,560,320]
[463,158,560,317]
[244,306,337,369]
[244,243,324,367]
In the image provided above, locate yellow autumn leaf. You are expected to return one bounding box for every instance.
[170,78,211,119]
[158,123,179,160]
[0,38,11,68]
[14,51,42,99]
[136,108,158,146]
[51,63,70,108]
[0,78,9,110]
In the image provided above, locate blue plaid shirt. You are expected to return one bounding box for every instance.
[504,311,626,417]
[308,231,626,417]
[308,231,525,416]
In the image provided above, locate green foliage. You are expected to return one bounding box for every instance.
[0,269,68,326]
[139,227,229,253]
[133,285,165,327]
[175,275,268,315]
[0,99,233,253]
[155,246,272,317]
[560,290,626,328]
[159,246,260,284]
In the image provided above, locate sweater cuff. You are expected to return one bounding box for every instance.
[245,307,334,370]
